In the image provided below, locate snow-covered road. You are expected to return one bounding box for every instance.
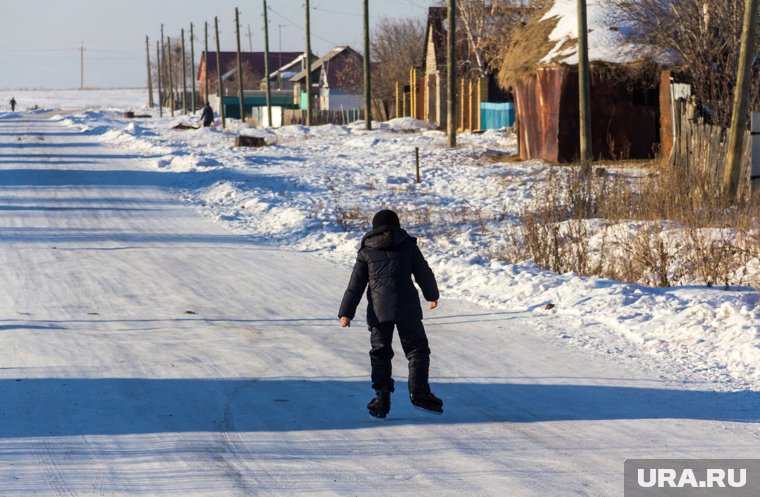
[0,114,757,496]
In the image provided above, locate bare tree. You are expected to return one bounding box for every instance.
[609,0,760,128]
[221,61,261,95]
[370,16,426,100]
[437,0,545,78]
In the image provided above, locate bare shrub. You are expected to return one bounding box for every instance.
[506,164,760,289]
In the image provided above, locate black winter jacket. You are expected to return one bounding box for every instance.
[339,226,439,326]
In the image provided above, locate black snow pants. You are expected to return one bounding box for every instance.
[369,320,431,394]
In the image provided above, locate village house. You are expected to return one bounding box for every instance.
[498,0,669,162]
[289,46,364,111]
[197,51,305,101]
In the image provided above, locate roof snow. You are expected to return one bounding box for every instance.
[540,0,643,65]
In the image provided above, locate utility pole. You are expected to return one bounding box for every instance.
[363,0,372,130]
[156,40,163,117]
[304,0,312,126]
[204,21,210,104]
[264,0,272,127]
[181,28,188,114]
[160,24,165,110]
[246,24,253,52]
[79,42,86,90]
[278,24,285,90]
[167,37,175,117]
[190,23,197,113]
[146,36,154,107]
[578,0,593,175]
[724,0,759,200]
[446,0,456,147]
[215,16,226,128]
[235,8,246,122]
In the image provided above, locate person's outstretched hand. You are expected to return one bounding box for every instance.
[340,316,351,327]
[430,300,438,309]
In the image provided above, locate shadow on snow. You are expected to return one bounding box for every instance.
[0,378,757,437]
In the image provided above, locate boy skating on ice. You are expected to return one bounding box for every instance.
[339,209,443,418]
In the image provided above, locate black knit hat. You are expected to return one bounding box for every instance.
[372,209,400,229]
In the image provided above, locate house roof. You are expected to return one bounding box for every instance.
[199,51,306,79]
[539,0,641,65]
[498,0,664,87]
[268,53,310,79]
[289,46,363,88]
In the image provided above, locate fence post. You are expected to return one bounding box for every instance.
[415,147,420,183]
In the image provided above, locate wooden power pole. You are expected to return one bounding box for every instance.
[146,36,154,107]
[447,0,456,147]
[304,0,312,126]
[235,7,245,122]
[724,0,759,200]
[190,23,197,113]
[215,16,226,128]
[264,0,273,127]
[167,37,175,117]
[578,0,593,175]
[79,42,86,90]
[160,24,165,111]
[363,0,372,130]
[156,40,163,117]
[181,28,188,114]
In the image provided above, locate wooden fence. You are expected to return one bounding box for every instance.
[281,100,388,127]
[670,99,752,198]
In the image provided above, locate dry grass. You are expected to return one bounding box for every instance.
[502,164,760,289]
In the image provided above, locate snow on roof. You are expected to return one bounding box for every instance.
[540,0,642,65]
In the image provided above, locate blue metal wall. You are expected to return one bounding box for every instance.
[480,102,515,129]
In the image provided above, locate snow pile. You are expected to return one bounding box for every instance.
[51,107,760,390]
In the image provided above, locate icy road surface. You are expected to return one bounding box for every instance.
[0,114,757,496]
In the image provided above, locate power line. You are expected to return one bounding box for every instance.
[268,4,339,47]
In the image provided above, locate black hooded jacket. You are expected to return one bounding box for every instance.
[339,226,439,326]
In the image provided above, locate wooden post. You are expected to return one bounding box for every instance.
[724,0,759,200]
[215,16,226,128]
[204,22,210,103]
[412,68,417,119]
[146,36,154,108]
[467,80,477,131]
[235,7,245,122]
[447,0,456,147]
[460,77,465,131]
[167,37,175,117]
[160,24,165,111]
[363,0,372,129]
[181,28,188,114]
[415,147,420,183]
[304,0,312,126]
[264,0,273,127]
[477,78,482,130]
[395,80,399,119]
[578,0,592,174]
[156,40,162,117]
[402,92,407,117]
[190,23,197,113]
[423,74,429,123]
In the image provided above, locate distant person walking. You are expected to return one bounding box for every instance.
[9,97,16,112]
[200,102,214,127]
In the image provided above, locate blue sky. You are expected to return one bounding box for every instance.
[0,0,431,89]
